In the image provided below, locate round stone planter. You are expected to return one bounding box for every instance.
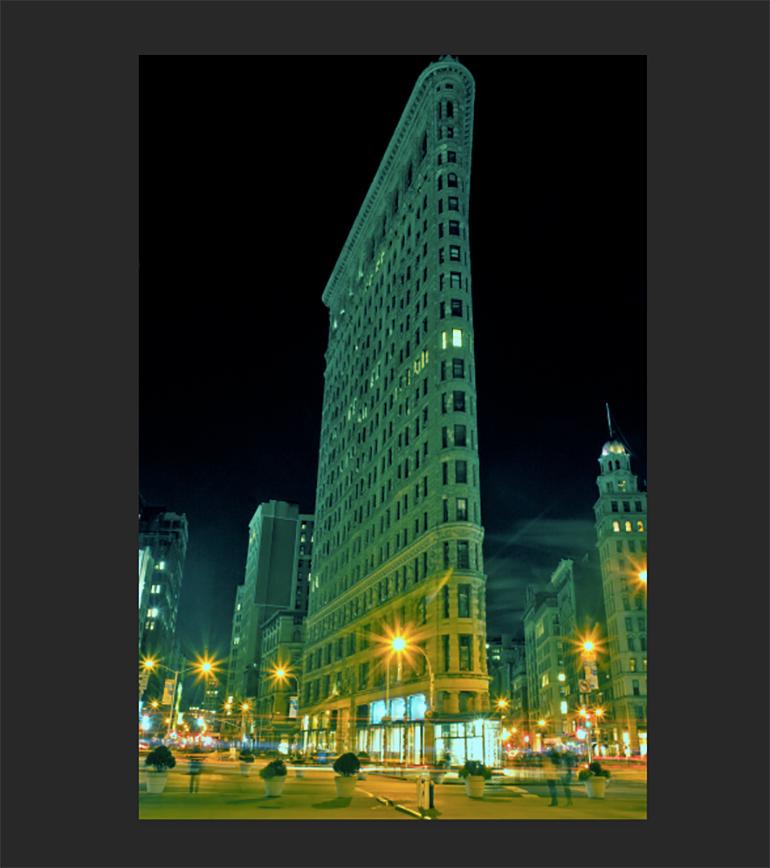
[334,775,357,798]
[464,775,486,799]
[240,762,253,776]
[584,776,608,799]
[263,776,286,798]
[146,771,169,794]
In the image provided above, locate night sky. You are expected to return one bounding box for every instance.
[139,55,646,669]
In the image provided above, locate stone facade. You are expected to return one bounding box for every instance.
[299,57,496,766]
[594,440,648,755]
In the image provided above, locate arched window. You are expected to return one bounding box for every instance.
[612,520,621,533]
[624,520,633,532]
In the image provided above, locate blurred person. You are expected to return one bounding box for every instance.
[188,753,204,793]
[561,750,576,806]
[545,748,561,806]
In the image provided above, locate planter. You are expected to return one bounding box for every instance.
[263,776,286,798]
[240,763,253,776]
[584,777,608,799]
[464,775,486,799]
[146,771,169,794]
[334,775,357,798]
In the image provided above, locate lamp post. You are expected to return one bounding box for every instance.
[388,635,436,765]
[271,666,300,753]
[141,655,218,740]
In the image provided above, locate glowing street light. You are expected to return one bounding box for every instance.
[639,570,647,584]
[582,640,595,654]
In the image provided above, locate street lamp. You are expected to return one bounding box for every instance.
[268,664,300,753]
[383,633,436,765]
[240,702,251,743]
[139,655,220,739]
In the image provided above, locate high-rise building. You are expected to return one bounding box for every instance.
[138,502,189,694]
[594,438,648,755]
[225,501,314,700]
[299,57,496,766]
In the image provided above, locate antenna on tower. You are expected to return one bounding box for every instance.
[606,403,614,438]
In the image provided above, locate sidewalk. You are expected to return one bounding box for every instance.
[139,767,409,820]
[138,763,646,821]
[362,773,647,821]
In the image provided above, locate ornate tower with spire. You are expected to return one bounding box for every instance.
[593,421,648,755]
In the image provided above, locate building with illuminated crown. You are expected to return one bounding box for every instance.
[594,438,647,755]
[299,57,497,766]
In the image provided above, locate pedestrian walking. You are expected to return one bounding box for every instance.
[188,754,203,793]
[545,748,561,806]
[561,750,576,806]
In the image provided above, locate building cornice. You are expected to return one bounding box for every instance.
[322,58,475,311]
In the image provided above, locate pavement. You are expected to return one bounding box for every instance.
[139,757,646,820]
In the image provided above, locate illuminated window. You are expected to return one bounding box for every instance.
[637,520,645,532]
[456,497,468,521]
[441,331,448,349]
[449,245,461,261]
[560,700,568,714]
[624,521,632,532]
[628,657,637,672]
[612,521,621,533]
[451,328,463,347]
[148,607,159,618]
[541,672,550,687]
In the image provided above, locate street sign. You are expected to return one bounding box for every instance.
[162,678,175,705]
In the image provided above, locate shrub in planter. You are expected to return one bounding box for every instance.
[578,761,611,799]
[458,760,491,799]
[332,752,360,798]
[259,759,288,797]
[239,751,255,775]
[144,746,176,794]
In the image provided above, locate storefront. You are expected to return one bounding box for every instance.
[301,694,502,767]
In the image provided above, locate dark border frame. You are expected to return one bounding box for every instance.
[2,2,768,867]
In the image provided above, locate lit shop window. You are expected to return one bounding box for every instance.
[148,608,159,619]
[452,328,463,347]
[612,521,621,533]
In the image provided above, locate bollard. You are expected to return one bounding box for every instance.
[417,774,435,811]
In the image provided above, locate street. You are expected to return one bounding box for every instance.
[139,758,647,820]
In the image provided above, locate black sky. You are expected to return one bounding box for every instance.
[139,55,646,666]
